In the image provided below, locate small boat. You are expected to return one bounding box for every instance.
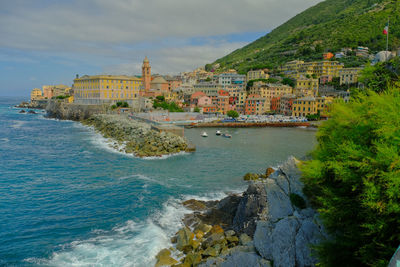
[201,132,208,137]
[216,130,222,135]
[222,133,232,138]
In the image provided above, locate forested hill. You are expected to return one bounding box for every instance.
[210,0,400,73]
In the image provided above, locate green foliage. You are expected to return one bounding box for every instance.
[116,101,129,108]
[359,58,400,93]
[153,98,183,112]
[55,95,69,99]
[210,0,399,73]
[306,112,320,121]
[301,89,400,266]
[227,110,239,119]
[205,64,213,72]
[282,77,295,87]
[156,95,165,101]
[194,107,200,113]
[111,104,117,110]
[289,193,306,209]
[205,77,212,82]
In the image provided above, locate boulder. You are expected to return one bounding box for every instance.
[265,178,293,222]
[243,173,259,181]
[233,183,267,236]
[176,227,195,251]
[183,199,207,211]
[254,218,299,267]
[155,248,178,267]
[239,233,252,245]
[265,167,275,177]
[210,225,224,234]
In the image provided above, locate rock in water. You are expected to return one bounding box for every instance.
[176,227,195,251]
[155,248,178,267]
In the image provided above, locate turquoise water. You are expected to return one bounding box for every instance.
[0,97,317,266]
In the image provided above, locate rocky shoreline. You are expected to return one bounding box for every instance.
[83,114,190,157]
[155,157,326,267]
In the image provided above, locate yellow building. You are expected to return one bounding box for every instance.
[339,68,362,85]
[73,75,142,105]
[281,60,343,79]
[294,76,319,96]
[30,88,43,101]
[246,69,269,81]
[292,96,334,117]
[248,82,292,112]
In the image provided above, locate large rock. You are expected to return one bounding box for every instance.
[176,227,195,251]
[278,156,304,197]
[265,178,293,222]
[295,217,321,266]
[232,183,267,236]
[199,249,271,267]
[254,218,299,267]
[155,248,178,267]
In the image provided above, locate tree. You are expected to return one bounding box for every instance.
[301,89,400,266]
[282,78,295,87]
[194,107,200,113]
[227,110,239,119]
[156,95,165,102]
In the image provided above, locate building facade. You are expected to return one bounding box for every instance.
[339,68,362,85]
[246,69,269,81]
[31,88,43,101]
[73,75,142,105]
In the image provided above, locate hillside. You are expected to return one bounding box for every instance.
[211,0,400,73]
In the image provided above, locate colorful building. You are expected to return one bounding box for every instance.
[42,84,70,99]
[279,94,297,116]
[248,82,292,112]
[292,96,333,117]
[218,73,245,88]
[294,76,319,96]
[339,68,362,85]
[281,60,343,79]
[73,75,142,106]
[30,88,43,101]
[323,52,334,60]
[245,94,267,115]
[246,69,269,81]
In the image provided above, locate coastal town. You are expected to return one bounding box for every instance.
[27,46,400,125]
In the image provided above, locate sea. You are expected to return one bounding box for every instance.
[0,97,317,266]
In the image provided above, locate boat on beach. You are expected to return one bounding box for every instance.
[201,132,208,137]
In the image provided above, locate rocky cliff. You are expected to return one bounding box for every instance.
[156,157,326,267]
[45,100,106,121]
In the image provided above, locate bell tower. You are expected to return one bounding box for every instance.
[142,56,151,92]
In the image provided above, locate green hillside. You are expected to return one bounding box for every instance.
[211,0,400,73]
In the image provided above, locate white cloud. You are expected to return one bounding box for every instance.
[0,0,322,79]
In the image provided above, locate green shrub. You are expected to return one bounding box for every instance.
[227,110,239,119]
[289,193,306,209]
[301,89,400,266]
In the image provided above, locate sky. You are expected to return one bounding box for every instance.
[0,0,321,96]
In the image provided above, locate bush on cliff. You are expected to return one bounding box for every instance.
[301,89,400,266]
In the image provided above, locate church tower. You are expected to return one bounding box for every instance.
[142,56,151,92]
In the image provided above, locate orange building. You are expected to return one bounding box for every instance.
[245,94,267,115]
[323,52,334,60]
[270,97,281,113]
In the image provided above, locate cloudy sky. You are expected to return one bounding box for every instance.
[0,0,321,96]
